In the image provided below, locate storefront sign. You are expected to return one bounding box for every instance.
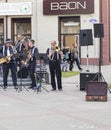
[43,0,94,15]
[0,2,32,15]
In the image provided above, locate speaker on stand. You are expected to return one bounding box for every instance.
[94,23,104,38]
[93,23,104,81]
[80,29,93,71]
[93,23,111,94]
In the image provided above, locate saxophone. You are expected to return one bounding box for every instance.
[21,51,33,67]
[0,54,13,64]
[25,51,33,64]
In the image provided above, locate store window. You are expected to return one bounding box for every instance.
[11,18,31,41]
[0,19,4,44]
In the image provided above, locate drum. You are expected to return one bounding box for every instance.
[17,67,29,78]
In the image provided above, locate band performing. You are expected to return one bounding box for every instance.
[0,35,83,91]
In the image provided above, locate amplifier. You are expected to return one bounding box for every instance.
[80,72,98,91]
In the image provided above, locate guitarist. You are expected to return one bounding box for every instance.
[0,39,17,90]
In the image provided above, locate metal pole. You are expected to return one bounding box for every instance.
[98,37,102,81]
[99,38,102,74]
[5,0,8,39]
[86,45,89,72]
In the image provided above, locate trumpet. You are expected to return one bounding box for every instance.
[0,54,13,64]
[53,43,60,51]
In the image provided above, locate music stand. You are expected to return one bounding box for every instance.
[16,53,29,92]
[34,56,49,93]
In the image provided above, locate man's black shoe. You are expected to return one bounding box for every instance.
[80,68,83,71]
[14,86,18,89]
[51,88,56,91]
[28,86,34,89]
[3,86,7,90]
[58,88,62,91]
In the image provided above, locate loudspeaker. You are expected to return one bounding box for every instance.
[80,72,98,91]
[86,81,107,96]
[94,23,104,38]
[80,29,93,46]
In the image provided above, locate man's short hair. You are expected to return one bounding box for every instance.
[30,39,35,44]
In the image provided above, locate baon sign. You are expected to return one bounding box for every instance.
[51,1,87,10]
[43,0,94,15]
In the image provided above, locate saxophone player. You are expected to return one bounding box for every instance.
[0,39,17,90]
[28,39,39,89]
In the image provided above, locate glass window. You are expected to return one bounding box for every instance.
[61,21,80,34]
[0,20,4,44]
[15,22,31,35]
[12,18,31,41]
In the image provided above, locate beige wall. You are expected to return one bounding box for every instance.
[0,0,101,59]
[0,0,36,41]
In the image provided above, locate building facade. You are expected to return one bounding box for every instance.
[0,0,110,65]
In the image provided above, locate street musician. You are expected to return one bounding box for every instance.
[46,41,62,91]
[15,35,30,79]
[0,39,17,90]
[28,39,39,89]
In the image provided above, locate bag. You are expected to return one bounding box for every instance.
[86,81,108,102]
[65,52,69,60]
[86,95,107,102]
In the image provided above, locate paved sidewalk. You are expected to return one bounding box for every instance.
[0,65,111,130]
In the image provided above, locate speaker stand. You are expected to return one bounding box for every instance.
[94,37,111,94]
[86,45,90,72]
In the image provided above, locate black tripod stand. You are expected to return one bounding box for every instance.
[93,37,111,93]
[34,57,49,93]
[86,45,90,72]
[16,55,29,92]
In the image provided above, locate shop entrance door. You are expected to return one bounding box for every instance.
[59,16,80,49]
[65,35,76,48]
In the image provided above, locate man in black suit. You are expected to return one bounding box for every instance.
[28,39,39,89]
[0,39,17,89]
[46,41,62,91]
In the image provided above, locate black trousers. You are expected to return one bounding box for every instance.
[28,61,36,88]
[49,60,62,90]
[2,61,17,87]
[69,58,82,71]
